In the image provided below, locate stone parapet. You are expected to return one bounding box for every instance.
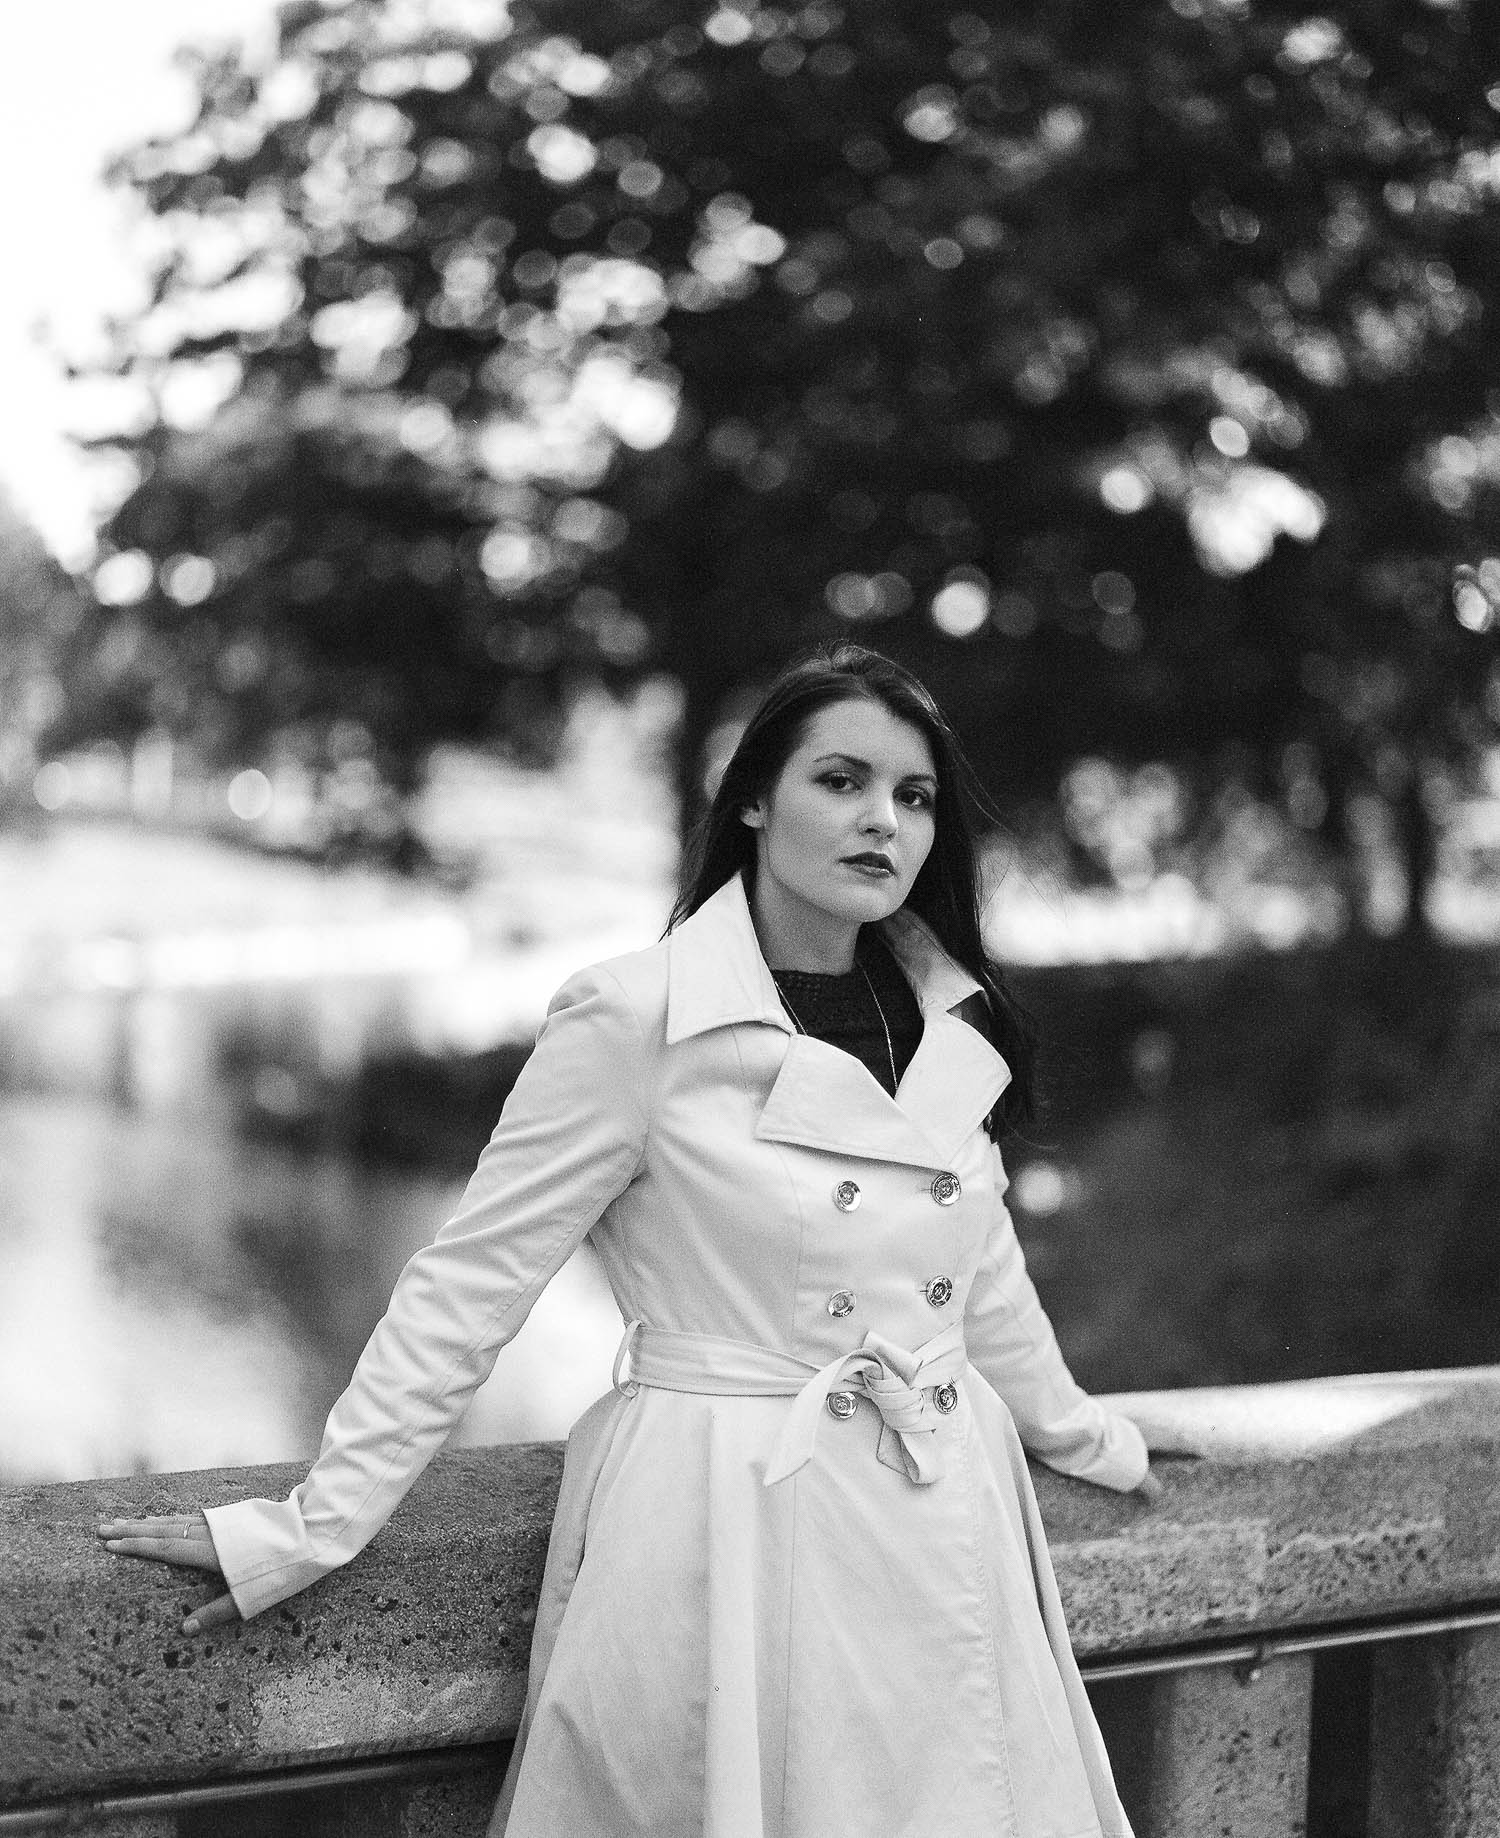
[5,1367,1500,1834]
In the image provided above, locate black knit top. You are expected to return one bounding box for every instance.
[768,931,924,1097]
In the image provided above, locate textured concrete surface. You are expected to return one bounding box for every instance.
[1,1444,558,1808]
[1369,1624,1500,1838]
[1138,1653,1313,1838]
[1037,1366,1500,1656]
[5,1368,1500,1812]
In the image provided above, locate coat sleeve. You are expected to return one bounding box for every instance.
[203,963,650,1619]
[964,1147,1148,1493]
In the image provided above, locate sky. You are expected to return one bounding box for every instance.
[0,0,281,568]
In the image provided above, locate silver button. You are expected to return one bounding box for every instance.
[924,1275,954,1308]
[827,1289,855,1318]
[827,1390,857,1420]
[832,1180,861,1212]
[933,1381,959,1415]
[930,1171,962,1206]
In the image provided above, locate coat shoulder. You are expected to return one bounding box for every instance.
[550,933,671,1044]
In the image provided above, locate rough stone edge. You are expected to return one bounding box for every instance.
[5,1368,1500,1807]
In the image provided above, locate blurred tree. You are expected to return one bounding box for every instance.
[56,0,1500,912]
[0,493,83,817]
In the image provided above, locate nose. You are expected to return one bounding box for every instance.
[860,789,899,838]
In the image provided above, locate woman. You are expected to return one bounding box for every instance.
[100,642,1160,1837]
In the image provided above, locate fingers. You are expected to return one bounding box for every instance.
[1133,1469,1165,1504]
[97,1512,224,1575]
[183,1592,240,1637]
[98,1513,207,1540]
[96,1512,239,1638]
[101,1536,223,1572]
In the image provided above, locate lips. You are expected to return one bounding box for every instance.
[842,853,895,874]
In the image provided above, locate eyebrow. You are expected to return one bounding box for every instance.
[812,751,937,786]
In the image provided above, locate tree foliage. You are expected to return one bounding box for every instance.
[0,495,84,809]
[58,0,1500,891]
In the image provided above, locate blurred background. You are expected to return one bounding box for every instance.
[3,0,1499,1487]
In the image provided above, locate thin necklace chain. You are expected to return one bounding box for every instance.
[772,957,899,1094]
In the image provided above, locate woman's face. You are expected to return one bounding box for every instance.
[742,697,939,938]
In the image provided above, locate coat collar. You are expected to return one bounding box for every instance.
[665,872,1011,1167]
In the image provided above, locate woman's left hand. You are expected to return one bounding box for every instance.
[97,1511,240,1635]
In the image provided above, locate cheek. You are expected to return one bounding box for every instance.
[905,816,937,869]
[767,793,829,866]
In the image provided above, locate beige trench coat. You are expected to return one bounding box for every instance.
[206,872,1148,1838]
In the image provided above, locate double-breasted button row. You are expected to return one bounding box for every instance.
[833,1175,959,1210]
[825,1385,956,1421]
[827,1279,951,1317]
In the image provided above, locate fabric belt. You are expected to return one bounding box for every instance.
[612,1319,968,1488]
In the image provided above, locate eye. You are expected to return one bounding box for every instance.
[818,771,857,792]
[899,785,935,810]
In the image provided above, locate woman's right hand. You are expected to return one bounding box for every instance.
[97,1511,240,1636]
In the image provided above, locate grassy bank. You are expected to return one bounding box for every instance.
[1014,936,1500,1389]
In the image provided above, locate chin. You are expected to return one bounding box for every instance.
[820,878,906,922]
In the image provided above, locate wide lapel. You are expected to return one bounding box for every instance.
[666,873,1010,1170]
[880,907,1013,1165]
[665,872,789,1044]
[754,1032,953,1166]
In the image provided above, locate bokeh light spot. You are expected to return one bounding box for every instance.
[528,124,596,185]
[399,403,453,453]
[162,556,216,606]
[227,769,274,822]
[618,159,664,200]
[1012,1162,1068,1216]
[931,579,989,637]
[1092,570,1136,614]
[825,572,910,621]
[1210,417,1250,458]
[1100,466,1153,514]
[704,10,754,46]
[1454,573,1495,633]
[902,87,960,142]
[33,762,71,811]
[809,289,854,324]
[94,551,153,607]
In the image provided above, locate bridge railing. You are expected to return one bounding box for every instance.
[5,1367,1500,1837]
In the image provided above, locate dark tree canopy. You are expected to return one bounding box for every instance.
[0,495,84,809]
[56,0,1500,893]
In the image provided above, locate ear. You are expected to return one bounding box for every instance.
[739,802,766,831]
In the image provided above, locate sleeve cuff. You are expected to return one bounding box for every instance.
[1026,1400,1151,1493]
[1083,1407,1151,1492]
[203,1494,340,1620]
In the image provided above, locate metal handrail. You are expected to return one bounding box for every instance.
[0,1743,507,1833]
[1077,1598,1500,1684]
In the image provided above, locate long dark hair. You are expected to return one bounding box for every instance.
[668,642,1036,1139]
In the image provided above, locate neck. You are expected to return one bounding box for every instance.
[749,874,862,974]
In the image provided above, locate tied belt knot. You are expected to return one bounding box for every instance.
[612,1320,968,1487]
